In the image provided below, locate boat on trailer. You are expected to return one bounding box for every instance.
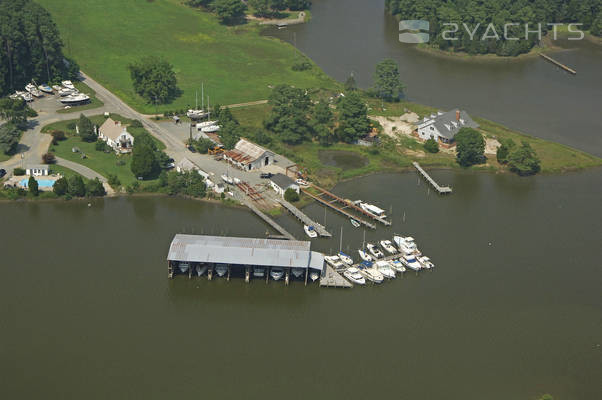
[60,93,90,105]
[38,84,53,94]
[61,80,75,89]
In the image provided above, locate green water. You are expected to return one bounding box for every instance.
[318,150,369,169]
[1,169,601,399]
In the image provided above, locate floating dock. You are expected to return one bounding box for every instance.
[412,162,452,194]
[320,264,353,288]
[539,53,576,75]
[301,189,376,230]
[275,198,332,237]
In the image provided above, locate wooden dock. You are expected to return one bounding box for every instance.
[539,53,576,75]
[302,189,376,230]
[276,198,332,237]
[413,162,452,194]
[241,197,296,240]
[342,251,405,272]
[320,264,353,288]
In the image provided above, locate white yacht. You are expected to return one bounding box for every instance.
[389,259,406,273]
[58,87,76,97]
[358,249,373,262]
[253,267,265,278]
[270,268,284,281]
[401,254,422,271]
[380,240,397,254]
[178,262,190,274]
[360,202,387,219]
[375,260,396,279]
[195,264,208,276]
[38,84,53,94]
[418,256,435,269]
[343,267,366,285]
[187,109,208,119]
[196,120,218,129]
[338,252,354,265]
[291,268,304,279]
[309,271,320,282]
[394,235,419,254]
[215,264,228,277]
[324,255,344,268]
[358,262,384,283]
[201,125,220,133]
[20,92,33,102]
[366,243,384,259]
[52,85,62,92]
[61,80,75,89]
[60,93,90,105]
[25,83,43,97]
[304,225,318,238]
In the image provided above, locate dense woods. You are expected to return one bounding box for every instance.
[0,0,77,96]
[386,0,602,56]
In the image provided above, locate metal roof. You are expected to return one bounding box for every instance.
[270,173,295,189]
[234,138,273,162]
[167,234,324,271]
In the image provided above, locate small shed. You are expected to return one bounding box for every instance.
[26,164,49,176]
[270,173,299,197]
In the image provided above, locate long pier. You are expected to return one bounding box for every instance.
[240,197,296,240]
[412,162,452,194]
[539,53,576,75]
[305,184,391,226]
[275,198,332,237]
[320,264,353,288]
[302,189,376,229]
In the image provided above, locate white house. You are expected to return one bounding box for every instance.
[270,173,299,197]
[26,164,49,176]
[223,139,274,171]
[417,109,479,145]
[98,118,135,153]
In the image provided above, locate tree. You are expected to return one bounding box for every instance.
[86,178,106,197]
[68,175,86,197]
[213,0,248,25]
[167,171,206,198]
[131,142,159,179]
[373,59,404,101]
[455,127,485,167]
[42,152,56,164]
[310,101,334,146]
[0,98,36,127]
[284,188,300,202]
[508,141,541,176]
[265,85,312,144]
[51,130,66,144]
[53,176,68,196]
[28,176,39,196]
[496,138,515,164]
[95,139,110,152]
[107,174,121,189]
[336,91,371,143]
[424,138,439,153]
[592,13,602,37]
[127,56,179,104]
[77,114,96,142]
[344,73,357,91]
[249,0,270,17]
[0,123,21,155]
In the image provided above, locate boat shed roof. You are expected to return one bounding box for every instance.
[167,234,324,271]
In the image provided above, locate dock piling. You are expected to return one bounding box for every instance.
[413,162,452,194]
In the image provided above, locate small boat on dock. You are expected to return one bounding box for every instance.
[376,260,396,279]
[400,254,421,271]
[304,225,318,238]
[389,259,406,273]
[343,267,366,285]
[418,256,434,269]
[358,249,373,262]
[253,267,265,278]
[367,243,384,259]
[325,255,344,268]
[270,268,284,281]
[358,261,384,283]
[350,218,360,228]
[338,252,354,265]
[379,240,397,254]
[215,264,228,277]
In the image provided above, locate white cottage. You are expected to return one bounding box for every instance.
[270,173,299,197]
[98,118,135,153]
[417,109,479,145]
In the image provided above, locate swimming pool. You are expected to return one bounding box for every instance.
[20,179,55,188]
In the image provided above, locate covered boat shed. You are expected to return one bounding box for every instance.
[167,234,324,283]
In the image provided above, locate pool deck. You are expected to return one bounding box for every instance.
[3,174,61,191]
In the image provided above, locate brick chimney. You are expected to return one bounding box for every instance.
[456,110,460,121]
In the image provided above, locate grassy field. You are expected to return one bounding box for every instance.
[56,81,104,114]
[37,0,338,114]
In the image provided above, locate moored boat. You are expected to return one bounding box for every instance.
[360,202,387,219]
[343,267,366,285]
[366,243,384,259]
[291,268,304,278]
[215,265,228,277]
[358,249,373,262]
[394,235,420,255]
[253,267,265,278]
[324,255,344,268]
[389,259,406,273]
[358,261,384,283]
[400,254,422,271]
[270,267,284,281]
[196,264,208,276]
[178,262,190,274]
[304,225,318,238]
[379,240,397,254]
[309,271,320,282]
[418,256,435,269]
[375,260,396,279]
[338,252,354,265]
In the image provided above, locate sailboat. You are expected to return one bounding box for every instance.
[337,227,354,265]
[187,87,208,119]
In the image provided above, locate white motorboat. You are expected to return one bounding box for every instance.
[358,262,384,283]
[358,249,373,262]
[178,262,190,274]
[375,260,396,279]
[58,87,76,97]
[304,225,318,238]
[253,267,265,278]
[215,265,228,277]
[418,256,435,269]
[400,254,422,271]
[52,85,62,92]
[20,92,33,102]
[221,174,234,184]
[25,83,43,97]
[380,240,397,254]
[350,218,360,228]
[309,271,320,282]
[324,255,344,268]
[38,84,53,94]
[201,125,220,133]
[338,252,354,265]
[291,268,304,278]
[195,264,208,276]
[270,268,284,281]
[61,80,75,89]
[366,243,384,259]
[360,202,387,219]
[295,178,309,187]
[60,93,90,105]
[196,120,218,129]
[187,109,208,119]
[343,267,366,285]
[389,259,406,273]
[394,235,419,255]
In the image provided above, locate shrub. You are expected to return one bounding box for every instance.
[496,138,515,164]
[68,175,86,197]
[284,188,300,202]
[292,61,312,71]
[95,140,110,152]
[66,122,76,131]
[13,167,25,175]
[53,177,69,196]
[423,138,439,153]
[0,122,21,155]
[126,181,141,194]
[86,178,107,197]
[51,130,66,144]
[130,120,143,128]
[42,152,56,164]
[28,176,39,196]
[107,174,121,189]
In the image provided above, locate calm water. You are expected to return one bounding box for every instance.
[2,169,601,399]
[266,0,602,157]
[318,149,369,168]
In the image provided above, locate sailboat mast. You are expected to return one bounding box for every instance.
[195,90,198,109]
[201,83,204,110]
[339,226,343,253]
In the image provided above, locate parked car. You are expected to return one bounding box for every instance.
[260,173,273,179]
[0,169,6,178]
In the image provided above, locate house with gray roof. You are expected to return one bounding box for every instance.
[417,109,479,145]
[270,173,299,197]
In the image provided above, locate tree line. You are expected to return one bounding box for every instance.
[386,0,602,56]
[0,0,78,96]
[187,0,310,25]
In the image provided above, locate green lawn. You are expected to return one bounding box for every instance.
[56,81,104,114]
[37,0,339,114]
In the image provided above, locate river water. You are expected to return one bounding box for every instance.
[2,1,602,399]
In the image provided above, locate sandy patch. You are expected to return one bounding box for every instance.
[485,138,501,155]
[369,115,416,139]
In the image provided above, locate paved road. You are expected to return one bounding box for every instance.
[55,157,107,182]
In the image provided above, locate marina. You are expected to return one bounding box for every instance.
[412,162,452,194]
[275,198,332,237]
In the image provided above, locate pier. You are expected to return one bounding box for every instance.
[320,264,353,288]
[413,162,452,194]
[240,197,296,240]
[539,53,576,75]
[275,198,332,237]
[342,251,406,273]
[301,189,376,230]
